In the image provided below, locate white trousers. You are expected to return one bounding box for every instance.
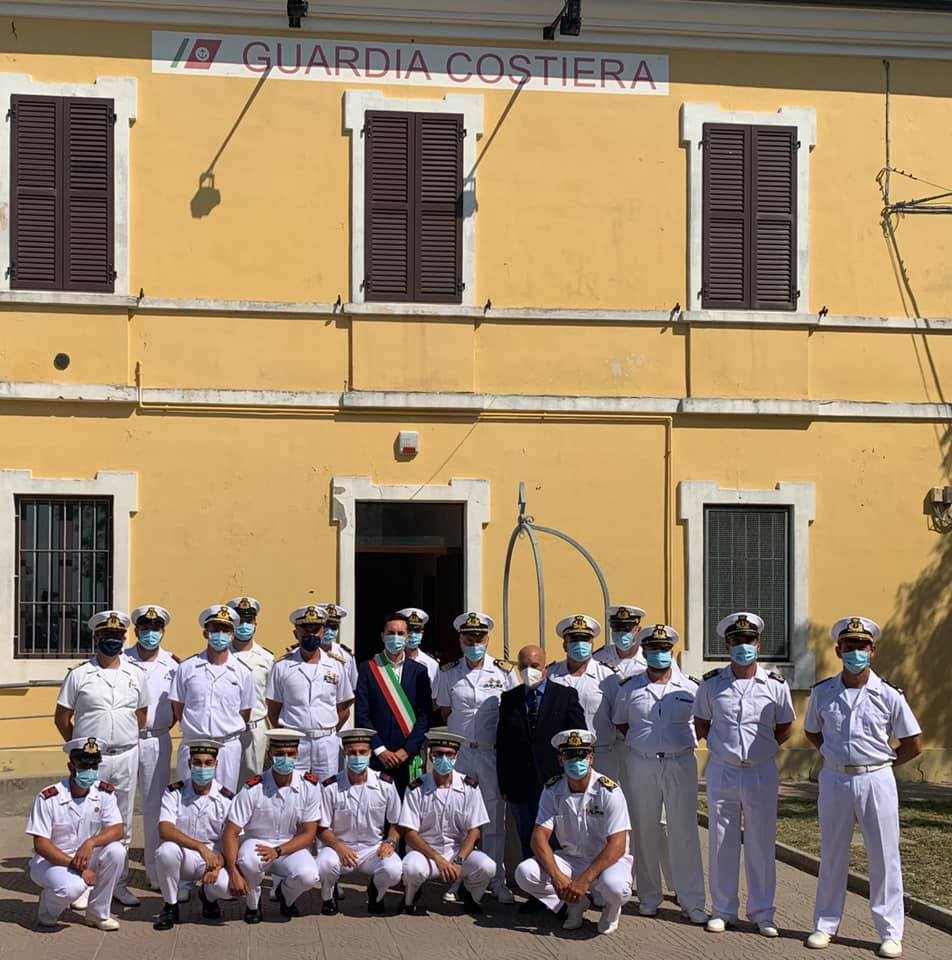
[514,852,634,912]
[99,746,138,882]
[455,747,506,884]
[402,849,495,902]
[154,841,231,905]
[138,734,173,884]
[297,735,342,782]
[236,838,320,910]
[594,745,619,783]
[814,766,904,941]
[239,722,269,783]
[624,750,705,912]
[316,843,403,899]
[178,738,241,793]
[706,758,779,924]
[30,841,125,922]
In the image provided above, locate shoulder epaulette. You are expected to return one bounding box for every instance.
[690,676,701,685]
[767,671,786,684]
[618,676,633,687]
[126,658,145,671]
[41,786,58,799]
[284,643,299,656]
[380,773,394,783]
[597,775,618,791]
[883,678,904,694]
[339,643,353,656]
[220,786,234,799]
[303,772,319,785]
[245,775,263,787]
[545,773,563,787]
[171,653,181,663]
[811,676,835,688]
[261,647,275,658]
[325,649,346,664]
[703,668,721,681]
[236,657,253,671]
[441,659,460,671]
[408,778,423,790]
[605,662,618,673]
[167,781,184,792]
[99,781,115,793]
[494,658,515,673]
[322,775,338,787]
[463,774,479,788]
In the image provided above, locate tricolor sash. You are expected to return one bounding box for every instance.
[369,654,422,779]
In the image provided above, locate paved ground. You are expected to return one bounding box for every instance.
[0,816,949,960]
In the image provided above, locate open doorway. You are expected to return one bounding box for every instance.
[354,502,465,665]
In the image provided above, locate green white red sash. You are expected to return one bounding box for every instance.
[369,654,416,737]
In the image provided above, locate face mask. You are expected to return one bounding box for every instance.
[842,650,871,674]
[646,649,673,670]
[137,630,162,650]
[612,629,635,652]
[346,755,371,775]
[432,755,456,776]
[300,634,322,653]
[271,755,296,776]
[97,637,124,658]
[322,627,339,644]
[74,768,98,789]
[565,758,590,780]
[190,766,215,786]
[462,644,486,662]
[234,622,256,642]
[567,640,592,662]
[207,632,232,651]
[521,666,544,689]
[383,634,406,655]
[406,631,423,649]
[729,643,758,666]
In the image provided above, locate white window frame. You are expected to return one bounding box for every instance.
[0,470,138,684]
[343,89,484,307]
[680,102,816,319]
[678,480,816,689]
[0,73,137,299]
[331,477,490,650]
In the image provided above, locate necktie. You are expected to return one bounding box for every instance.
[527,689,539,730]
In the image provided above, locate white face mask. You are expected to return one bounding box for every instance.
[521,666,544,689]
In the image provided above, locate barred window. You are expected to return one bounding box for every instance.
[703,505,790,661]
[15,496,113,658]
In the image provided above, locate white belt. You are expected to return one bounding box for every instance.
[139,727,170,740]
[218,729,245,743]
[247,718,267,729]
[828,761,892,776]
[102,743,137,755]
[302,728,337,739]
[717,756,771,769]
[630,747,693,760]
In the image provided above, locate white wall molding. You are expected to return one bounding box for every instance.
[0,382,138,403]
[681,103,817,314]
[677,481,816,689]
[0,74,137,298]
[330,477,491,650]
[343,90,484,307]
[0,470,138,683]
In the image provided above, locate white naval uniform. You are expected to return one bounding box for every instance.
[26,779,126,923]
[514,770,633,911]
[805,671,921,942]
[171,652,256,792]
[266,649,354,780]
[612,671,704,913]
[155,778,233,905]
[57,657,149,876]
[398,770,495,901]
[123,645,178,885]
[233,642,275,781]
[316,768,403,899]
[594,644,647,679]
[434,656,516,885]
[547,658,621,780]
[227,769,322,909]
[693,665,795,924]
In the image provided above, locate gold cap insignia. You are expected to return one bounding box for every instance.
[103,613,124,630]
[465,612,482,628]
[652,624,669,642]
[297,606,324,625]
[325,604,340,620]
[572,616,588,630]
[145,607,158,620]
[407,613,424,628]
[566,731,584,748]
[726,614,758,637]
[848,618,865,632]
[237,598,253,611]
[82,738,100,756]
[617,607,629,619]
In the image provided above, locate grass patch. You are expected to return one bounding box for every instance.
[697,794,952,911]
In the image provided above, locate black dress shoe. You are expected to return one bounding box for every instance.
[518,896,544,914]
[199,886,222,921]
[367,878,386,915]
[153,902,179,931]
[243,907,263,925]
[460,886,483,915]
[277,885,300,918]
[402,892,426,916]
[321,898,339,916]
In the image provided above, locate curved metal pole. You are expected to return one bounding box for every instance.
[501,524,521,661]
[524,522,546,654]
[501,524,547,660]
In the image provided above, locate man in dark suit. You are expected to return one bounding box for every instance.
[355,613,432,796]
[496,645,586,864]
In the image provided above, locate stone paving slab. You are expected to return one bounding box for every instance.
[0,816,949,960]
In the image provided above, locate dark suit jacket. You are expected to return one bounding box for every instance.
[355,655,431,758]
[495,680,586,802]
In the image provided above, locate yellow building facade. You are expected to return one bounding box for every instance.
[1,0,951,780]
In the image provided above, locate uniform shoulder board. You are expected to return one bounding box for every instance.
[325,649,346,664]
[245,775,263,788]
[408,778,424,790]
[597,775,618,791]
[339,643,353,656]
[380,773,394,783]
[441,659,460,671]
[690,676,702,686]
[284,643,299,657]
[883,678,904,695]
[167,780,184,792]
[126,658,145,671]
[545,774,563,787]
[41,786,59,800]
[702,668,721,681]
[236,656,253,671]
[303,772,320,785]
[220,786,234,799]
[463,774,479,788]
[494,658,515,673]
[811,676,835,688]
[261,647,275,658]
[618,675,633,687]
[767,671,786,684]
[322,775,338,787]
[171,652,181,663]
[605,663,619,673]
[99,781,115,793]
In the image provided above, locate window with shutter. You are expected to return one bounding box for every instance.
[701,122,797,311]
[10,94,115,293]
[365,110,462,304]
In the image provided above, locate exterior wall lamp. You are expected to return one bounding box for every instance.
[288,1,308,29]
[543,1,582,40]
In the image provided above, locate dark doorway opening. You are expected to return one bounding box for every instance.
[354,502,465,666]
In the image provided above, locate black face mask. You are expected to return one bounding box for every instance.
[300,634,322,653]
[98,636,124,658]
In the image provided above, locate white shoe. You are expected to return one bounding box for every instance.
[806,931,831,949]
[112,884,140,907]
[36,904,59,928]
[684,908,709,925]
[442,888,459,903]
[638,903,659,917]
[562,901,586,930]
[878,940,902,959]
[758,923,780,938]
[84,914,120,931]
[70,888,90,911]
[597,903,622,935]
[492,883,515,904]
[269,881,280,901]
[706,916,730,933]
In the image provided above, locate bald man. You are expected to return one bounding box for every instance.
[496,646,587,862]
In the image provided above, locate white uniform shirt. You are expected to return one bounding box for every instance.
[612,672,699,755]
[233,643,275,721]
[547,658,620,748]
[26,779,122,858]
[595,644,647,680]
[227,769,323,844]
[398,771,489,857]
[159,779,233,846]
[57,658,149,747]
[693,665,796,765]
[329,642,358,694]
[265,649,354,732]
[536,770,630,859]
[408,649,440,689]
[435,658,516,746]
[123,646,178,733]
[321,768,401,847]
[170,652,256,739]
[804,671,921,767]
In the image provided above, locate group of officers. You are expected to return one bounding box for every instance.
[27,598,922,958]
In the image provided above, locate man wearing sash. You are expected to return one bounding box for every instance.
[355,612,432,796]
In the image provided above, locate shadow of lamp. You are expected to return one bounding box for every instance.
[190,171,221,218]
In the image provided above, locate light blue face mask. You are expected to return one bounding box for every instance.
[346,755,371,775]
[74,768,98,789]
[646,649,673,670]
[729,643,758,666]
[271,755,296,776]
[207,632,232,651]
[383,634,406,655]
[234,622,256,642]
[463,644,486,662]
[137,629,162,650]
[565,758,590,780]
[612,629,635,652]
[567,640,593,662]
[190,766,215,786]
[406,631,423,649]
[322,627,339,645]
[432,755,456,776]
[842,650,871,674]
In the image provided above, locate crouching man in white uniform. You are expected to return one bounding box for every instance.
[222,728,321,923]
[316,727,403,915]
[153,739,234,930]
[26,737,125,931]
[399,728,495,915]
[515,728,633,936]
